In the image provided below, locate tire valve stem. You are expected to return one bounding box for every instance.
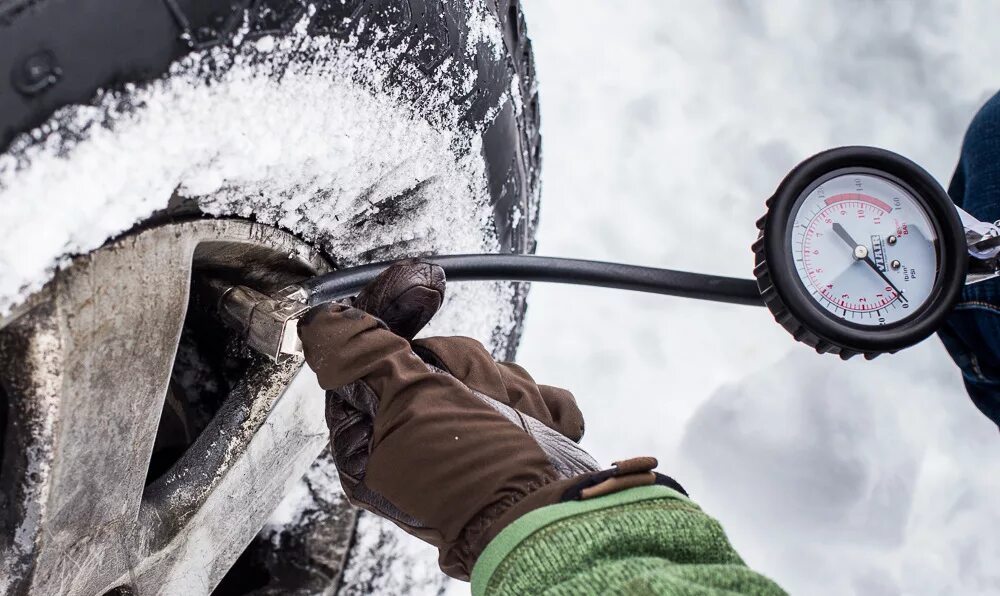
[210,281,309,363]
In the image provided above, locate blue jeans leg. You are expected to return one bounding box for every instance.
[938,91,1000,430]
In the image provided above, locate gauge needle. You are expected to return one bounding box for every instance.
[830,222,908,303]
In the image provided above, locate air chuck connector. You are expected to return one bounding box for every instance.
[215,284,310,363]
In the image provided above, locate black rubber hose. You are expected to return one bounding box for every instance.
[301,254,764,307]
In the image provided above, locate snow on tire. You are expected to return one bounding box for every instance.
[0,0,540,593]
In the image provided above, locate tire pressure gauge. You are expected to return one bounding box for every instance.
[753,146,968,359]
[225,145,998,364]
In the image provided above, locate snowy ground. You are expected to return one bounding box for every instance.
[513,2,1000,595]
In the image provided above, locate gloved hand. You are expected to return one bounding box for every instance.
[298,303,677,579]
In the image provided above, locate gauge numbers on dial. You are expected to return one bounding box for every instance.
[791,173,939,326]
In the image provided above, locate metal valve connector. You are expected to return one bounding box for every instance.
[215,284,310,363]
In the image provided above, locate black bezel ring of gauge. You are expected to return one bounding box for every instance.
[756,146,967,357]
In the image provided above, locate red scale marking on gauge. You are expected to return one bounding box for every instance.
[802,198,896,313]
[824,192,893,213]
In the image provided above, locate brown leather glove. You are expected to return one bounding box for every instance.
[299,303,675,579]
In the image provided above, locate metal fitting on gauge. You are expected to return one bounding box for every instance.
[215,284,309,363]
[954,205,1000,284]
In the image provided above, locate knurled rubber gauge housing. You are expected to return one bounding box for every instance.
[753,146,967,359]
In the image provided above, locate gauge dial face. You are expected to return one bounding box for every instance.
[790,172,940,326]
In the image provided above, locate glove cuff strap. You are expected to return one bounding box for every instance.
[560,457,687,502]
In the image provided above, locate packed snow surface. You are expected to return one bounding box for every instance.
[514,2,1000,596]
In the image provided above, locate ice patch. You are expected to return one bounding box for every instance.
[466,2,505,61]
[509,74,523,117]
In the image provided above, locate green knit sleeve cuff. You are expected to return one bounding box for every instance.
[471,485,692,596]
[472,484,787,596]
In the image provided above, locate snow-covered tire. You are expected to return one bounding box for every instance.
[0,1,540,594]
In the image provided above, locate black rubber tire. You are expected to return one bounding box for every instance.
[1,0,540,593]
[0,0,539,348]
